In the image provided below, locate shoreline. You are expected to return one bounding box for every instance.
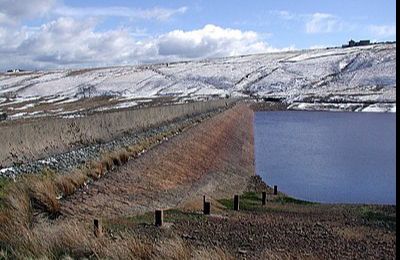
[250,100,396,113]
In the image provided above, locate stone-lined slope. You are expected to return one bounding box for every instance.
[0,99,233,167]
[61,104,254,218]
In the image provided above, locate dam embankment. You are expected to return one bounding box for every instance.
[0,99,234,167]
[61,104,255,218]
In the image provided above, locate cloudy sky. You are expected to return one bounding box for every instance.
[0,0,396,70]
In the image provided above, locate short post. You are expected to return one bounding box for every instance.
[273,185,278,195]
[203,195,206,206]
[155,210,163,227]
[262,191,267,205]
[94,219,102,237]
[203,201,211,215]
[234,195,239,211]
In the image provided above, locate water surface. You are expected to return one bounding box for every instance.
[254,111,396,204]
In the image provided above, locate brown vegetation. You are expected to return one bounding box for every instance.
[0,104,252,258]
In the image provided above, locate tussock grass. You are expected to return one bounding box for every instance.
[0,111,215,258]
[118,150,130,164]
[100,155,114,171]
[109,153,122,166]
[55,170,88,197]
[1,216,233,259]
[27,177,60,218]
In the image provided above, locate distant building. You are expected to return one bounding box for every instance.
[6,69,22,73]
[358,40,370,46]
[342,39,371,48]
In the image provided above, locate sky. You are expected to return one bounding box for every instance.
[0,0,396,70]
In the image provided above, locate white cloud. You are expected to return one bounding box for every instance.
[53,6,187,21]
[368,25,396,38]
[0,0,55,24]
[305,13,343,34]
[158,24,280,59]
[0,21,291,70]
[0,17,157,69]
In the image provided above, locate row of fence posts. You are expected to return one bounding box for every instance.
[93,185,278,233]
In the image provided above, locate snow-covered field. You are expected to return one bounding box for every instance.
[0,43,396,119]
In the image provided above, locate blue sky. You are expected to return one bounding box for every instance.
[0,0,396,69]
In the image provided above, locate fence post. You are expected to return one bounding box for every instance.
[94,219,102,237]
[234,195,239,211]
[155,210,163,227]
[273,185,278,195]
[262,191,267,205]
[203,201,211,215]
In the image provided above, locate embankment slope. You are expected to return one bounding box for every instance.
[61,104,254,218]
[0,99,233,167]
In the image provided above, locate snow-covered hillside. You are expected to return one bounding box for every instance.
[0,43,396,118]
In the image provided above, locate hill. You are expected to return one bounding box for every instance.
[0,43,396,119]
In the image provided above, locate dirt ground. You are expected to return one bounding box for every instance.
[103,176,396,259]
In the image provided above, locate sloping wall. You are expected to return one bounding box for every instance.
[0,99,234,167]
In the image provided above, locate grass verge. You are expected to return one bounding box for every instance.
[218,192,315,211]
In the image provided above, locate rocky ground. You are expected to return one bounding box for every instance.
[104,175,396,259]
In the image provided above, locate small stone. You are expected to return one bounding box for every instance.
[238,249,247,255]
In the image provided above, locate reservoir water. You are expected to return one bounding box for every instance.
[254,111,396,205]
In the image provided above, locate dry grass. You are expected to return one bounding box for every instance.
[0,124,191,258]
[27,177,60,218]
[55,170,88,197]
[1,215,233,259]
[0,106,235,259]
[109,153,122,167]
[100,155,114,171]
[118,150,130,164]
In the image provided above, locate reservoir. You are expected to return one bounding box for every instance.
[254,111,396,205]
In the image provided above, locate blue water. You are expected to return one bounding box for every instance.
[254,111,396,205]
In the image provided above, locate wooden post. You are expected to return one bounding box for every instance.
[94,219,102,237]
[203,201,211,215]
[262,191,267,205]
[234,195,239,211]
[274,185,278,195]
[155,210,163,227]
